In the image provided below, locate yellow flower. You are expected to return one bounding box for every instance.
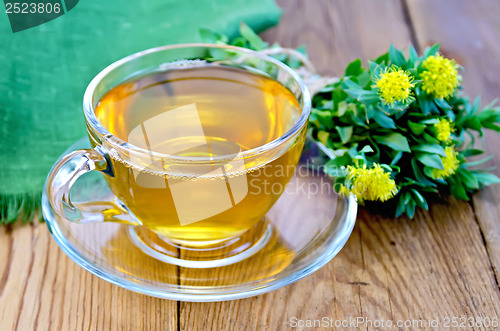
[420,55,460,99]
[434,118,455,142]
[338,184,350,197]
[374,67,415,105]
[432,146,460,179]
[340,163,398,203]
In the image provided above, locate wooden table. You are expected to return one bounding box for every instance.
[2,1,500,330]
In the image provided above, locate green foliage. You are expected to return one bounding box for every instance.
[201,26,500,219]
[200,22,302,68]
[309,44,500,218]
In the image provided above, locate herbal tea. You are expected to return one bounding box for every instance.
[94,65,304,243]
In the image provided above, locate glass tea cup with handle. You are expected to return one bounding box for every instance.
[45,44,311,268]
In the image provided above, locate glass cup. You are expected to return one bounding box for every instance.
[45,44,311,268]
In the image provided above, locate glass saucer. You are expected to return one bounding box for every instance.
[42,138,357,302]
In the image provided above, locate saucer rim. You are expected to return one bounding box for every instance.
[42,137,358,302]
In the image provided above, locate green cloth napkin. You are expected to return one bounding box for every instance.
[0,0,281,223]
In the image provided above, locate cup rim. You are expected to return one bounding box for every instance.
[83,43,311,162]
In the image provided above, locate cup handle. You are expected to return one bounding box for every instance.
[46,148,139,225]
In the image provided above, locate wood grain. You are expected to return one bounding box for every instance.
[406,0,500,292]
[179,0,500,329]
[261,0,413,76]
[1,0,500,330]
[0,220,178,331]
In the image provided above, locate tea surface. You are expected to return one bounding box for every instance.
[94,65,303,243]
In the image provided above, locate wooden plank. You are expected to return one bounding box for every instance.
[406,0,500,288]
[179,0,500,330]
[179,174,364,330]
[261,0,413,76]
[0,220,178,331]
[179,224,365,331]
[358,200,500,326]
[180,0,408,329]
[2,1,500,330]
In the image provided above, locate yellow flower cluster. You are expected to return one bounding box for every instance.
[340,163,398,203]
[420,55,460,99]
[375,67,415,105]
[432,146,460,179]
[434,118,455,143]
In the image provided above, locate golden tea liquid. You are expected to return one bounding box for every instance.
[94,65,304,243]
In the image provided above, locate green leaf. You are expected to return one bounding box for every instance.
[464,155,494,167]
[411,158,436,187]
[418,96,438,115]
[345,59,363,76]
[474,167,497,173]
[448,175,469,200]
[406,198,416,218]
[230,37,247,47]
[391,151,403,165]
[411,189,429,210]
[373,133,411,152]
[332,87,349,105]
[315,99,333,110]
[403,191,411,205]
[419,118,439,125]
[389,44,407,68]
[381,163,394,173]
[337,101,349,116]
[317,131,330,146]
[417,153,444,169]
[295,45,307,55]
[423,44,440,59]
[458,169,479,190]
[208,47,234,60]
[357,70,372,88]
[464,117,483,131]
[317,84,335,93]
[477,108,500,123]
[462,149,484,157]
[408,121,426,135]
[199,28,228,43]
[239,22,265,50]
[311,109,335,129]
[408,45,419,67]
[372,110,396,129]
[434,98,451,110]
[369,60,383,78]
[342,79,362,90]
[471,96,481,114]
[325,152,353,168]
[412,144,447,156]
[358,90,380,104]
[336,126,354,144]
[474,172,500,185]
[326,165,345,178]
[375,52,389,65]
[482,122,500,132]
[447,109,456,122]
[344,89,364,100]
[395,195,406,218]
[422,132,440,144]
[423,166,436,178]
[359,145,374,153]
[333,179,347,192]
[350,145,363,159]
